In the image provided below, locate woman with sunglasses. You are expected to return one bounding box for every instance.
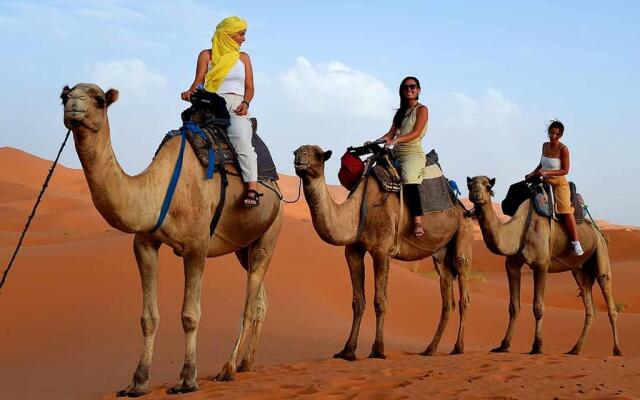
[379,76,429,237]
[525,120,584,255]
[181,16,261,207]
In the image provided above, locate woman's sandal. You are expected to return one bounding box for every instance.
[243,189,263,207]
[413,223,425,238]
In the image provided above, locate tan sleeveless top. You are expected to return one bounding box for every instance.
[394,103,428,155]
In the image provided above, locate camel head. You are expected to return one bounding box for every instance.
[61,83,119,133]
[293,145,332,180]
[467,176,495,205]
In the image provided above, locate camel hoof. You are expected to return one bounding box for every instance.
[450,346,464,355]
[167,383,198,395]
[116,389,147,398]
[613,347,623,357]
[529,346,543,355]
[420,346,436,356]
[367,351,386,359]
[490,345,509,353]
[215,363,236,382]
[333,349,357,361]
[565,346,580,356]
[237,359,252,373]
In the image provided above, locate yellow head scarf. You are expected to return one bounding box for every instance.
[204,16,248,93]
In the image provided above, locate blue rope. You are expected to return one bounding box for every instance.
[149,129,187,233]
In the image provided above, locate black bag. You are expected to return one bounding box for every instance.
[501,179,530,216]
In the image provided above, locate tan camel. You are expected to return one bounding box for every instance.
[293,145,474,359]
[61,83,283,396]
[467,176,622,356]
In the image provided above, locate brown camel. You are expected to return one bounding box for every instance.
[293,145,474,359]
[467,176,622,356]
[61,83,283,396]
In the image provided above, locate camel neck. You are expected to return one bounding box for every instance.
[302,174,361,246]
[73,119,155,233]
[475,201,524,256]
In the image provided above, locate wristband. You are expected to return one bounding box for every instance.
[242,100,250,107]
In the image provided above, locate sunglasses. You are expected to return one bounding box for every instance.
[402,84,418,90]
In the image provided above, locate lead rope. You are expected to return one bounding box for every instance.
[259,176,302,204]
[1,129,72,291]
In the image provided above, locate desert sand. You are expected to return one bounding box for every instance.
[0,146,638,399]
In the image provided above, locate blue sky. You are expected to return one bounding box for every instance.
[1,0,638,224]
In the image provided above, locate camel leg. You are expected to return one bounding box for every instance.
[421,249,454,356]
[237,283,268,372]
[451,248,472,355]
[594,245,623,356]
[369,252,390,359]
[167,243,208,394]
[216,215,280,381]
[492,258,522,353]
[334,243,366,361]
[566,266,596,355]
[117,235,160,398]
[529,265,547,354]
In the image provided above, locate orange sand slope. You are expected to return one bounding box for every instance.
[0,147,639,400]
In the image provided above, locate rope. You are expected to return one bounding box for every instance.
[259,176,302,204]
[1,129,72,291]
[583,204,605,238]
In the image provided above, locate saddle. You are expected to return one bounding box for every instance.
[155,89,278,182]
[343,142,456,214]
[502,178,585,223]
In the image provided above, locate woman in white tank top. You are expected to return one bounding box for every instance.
[181,17,261,207]
[526,120,583,255]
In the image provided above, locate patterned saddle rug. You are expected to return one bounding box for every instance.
[502,179,585,223]
[155,102,278,182]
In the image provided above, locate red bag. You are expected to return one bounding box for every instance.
[338,151,364,190]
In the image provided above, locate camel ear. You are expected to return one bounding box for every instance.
[466,176,472,184]
[489,178,496,188]
[105,89,119,107]
[60,85,71,104]
[323,150,333,161]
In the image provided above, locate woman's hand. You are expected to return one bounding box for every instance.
[234,102,249,116]
[181,87,196,101]
[385,136,398,146]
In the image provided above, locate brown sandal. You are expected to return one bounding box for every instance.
[413,223,425,238]
[243,189,263,207]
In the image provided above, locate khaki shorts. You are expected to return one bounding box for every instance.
[547,176,574,214]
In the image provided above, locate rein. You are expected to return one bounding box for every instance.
[1,129,72,291]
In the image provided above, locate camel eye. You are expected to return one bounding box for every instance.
[95,96,106,108]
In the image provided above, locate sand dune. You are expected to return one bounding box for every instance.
[0,147,638,399]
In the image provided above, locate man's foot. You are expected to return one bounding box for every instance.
[243,189,263,207]
[571,240,584,256]
[413,223,424,238]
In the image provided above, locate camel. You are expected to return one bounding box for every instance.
[61,83,283,396]
[467,176,622,356]
[293,145,474,359]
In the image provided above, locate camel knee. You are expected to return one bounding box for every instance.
[533,303,544,320]
[352,297,365,314]
[374,298,387,315]
[459,296,470,312]
[249,248,268,273]
[509,302,520,318]
[181,312,200,332]
[140,313,159,336]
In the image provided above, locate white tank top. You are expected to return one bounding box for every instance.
[215,59,245,95]
[540,155,561,171]
[540,144,564,171]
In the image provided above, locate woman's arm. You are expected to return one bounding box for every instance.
[381,124,397,144]
[181,49,210,101]
[234,52,254,116]
[525,143,545,179]
[393,106,428,144]
[541,145,570,177]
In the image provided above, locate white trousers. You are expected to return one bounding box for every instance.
[219,93,258,182]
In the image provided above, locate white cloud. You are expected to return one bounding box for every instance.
[440,87,520,131]
[279,56,395,121]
